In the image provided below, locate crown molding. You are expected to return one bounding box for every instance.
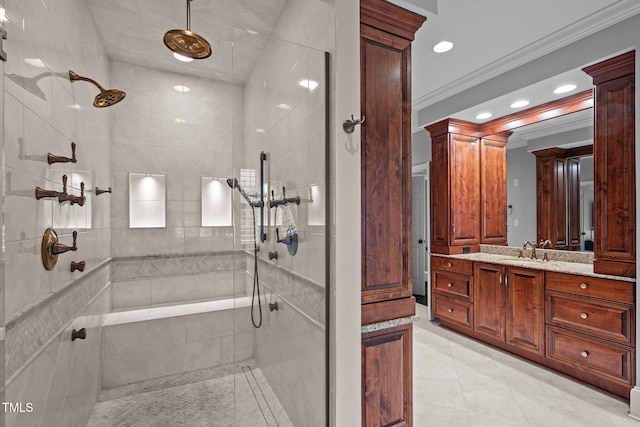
[412,1,640,111]
[515,114,593,141]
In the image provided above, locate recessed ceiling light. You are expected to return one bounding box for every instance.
[433,41,454,53]
[246,29,259,35]
[475,112,492,120]
[510,100,530,108]
[173,52,193,63]
[256,128,266,133]
[553,84,577,94]
[173,84,190,93]
[175,118,186,123]
[0,8,7,23]
[24,57,46,68]
[278,103,291,110]
[299,79,318,91]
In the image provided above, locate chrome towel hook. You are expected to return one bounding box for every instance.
[343,115,365,134]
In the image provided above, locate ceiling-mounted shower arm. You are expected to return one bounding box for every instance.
[186,0,192,31]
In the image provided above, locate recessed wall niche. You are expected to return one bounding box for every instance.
[129,173,166,228]
[201,177,232,227]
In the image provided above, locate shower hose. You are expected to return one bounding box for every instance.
[250,206,262,328]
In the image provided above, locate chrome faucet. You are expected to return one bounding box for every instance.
[523,241,538,259]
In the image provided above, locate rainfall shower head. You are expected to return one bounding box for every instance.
[68,70,126,108]
[164,0,212,60]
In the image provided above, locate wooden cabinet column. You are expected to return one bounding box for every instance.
[583,51,636,278]
[360,1,425,426]
[480,133,511,245]
[427,120,510,253]
[426,119,482,254]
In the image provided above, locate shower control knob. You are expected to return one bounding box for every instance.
[70,261,86,272]
[71,328,86,341]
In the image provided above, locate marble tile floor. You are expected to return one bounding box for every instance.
[413,303,639,426]
[86,360,292,427]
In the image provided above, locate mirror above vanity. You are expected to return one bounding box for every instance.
[506,109,595,252]
[427,50,635,278]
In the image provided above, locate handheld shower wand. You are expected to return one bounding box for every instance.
[227,176,263,328]
[226,178,264,208]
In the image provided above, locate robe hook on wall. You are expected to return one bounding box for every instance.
[343,115,365,134]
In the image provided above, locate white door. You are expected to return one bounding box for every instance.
[412,175,427,296]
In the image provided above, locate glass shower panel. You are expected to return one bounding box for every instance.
[232,27,328,427]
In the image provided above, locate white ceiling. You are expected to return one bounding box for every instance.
[405,0,639,110]
[88,0,640,121]
[86,0,287,83]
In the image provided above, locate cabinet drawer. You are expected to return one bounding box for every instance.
[546,291,634,345]
[433,271,472,300]
[433,294,473,329]
[545,272,634,304]
[547,326,633,384]
[431,256,473,275]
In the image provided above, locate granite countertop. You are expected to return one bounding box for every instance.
[433,246,636,283]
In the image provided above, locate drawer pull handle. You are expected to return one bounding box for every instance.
[581,351,589,358]
[580,313,588,319]
[580,283,588,290]
[447,282,453,287]
[448,308,453,313]
[446,262,452,267]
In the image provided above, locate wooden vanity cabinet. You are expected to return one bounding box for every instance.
[432,258,474,329]
[545,271,635,397]
[432,256,636,398]
[473,262,545,357]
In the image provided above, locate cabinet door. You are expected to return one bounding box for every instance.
[362,324,413,427]
[360,19,413,304]
[594,74,636,271]
[451,134,480,246]
[473,262,505,341]
[480,138,507,245]
[431,134,450,248]
[505,267,545,356]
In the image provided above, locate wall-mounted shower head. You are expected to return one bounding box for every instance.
[164,0,212,60]
[68,70,126,108]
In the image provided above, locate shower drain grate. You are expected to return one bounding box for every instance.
[241,365,279,426]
